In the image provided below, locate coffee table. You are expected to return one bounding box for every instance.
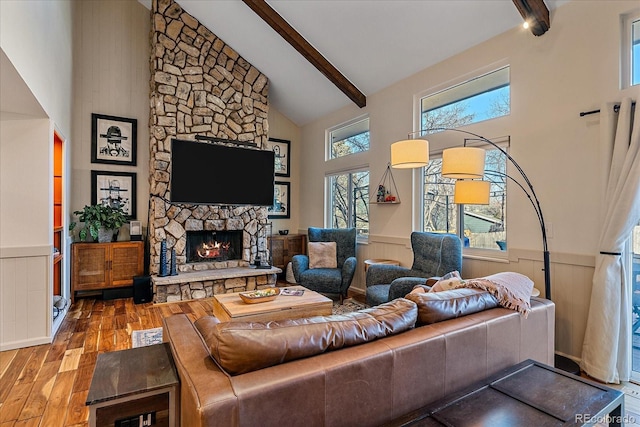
[212,285,333,322]
[385,359,624,427]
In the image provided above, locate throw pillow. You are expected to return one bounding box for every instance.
[405,288,499,325]
[429,270,464,292]
[308,241,338,269]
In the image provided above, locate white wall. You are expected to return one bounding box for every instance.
[0,0,73,350]
[298,0,640,361]
[71,0,151,231]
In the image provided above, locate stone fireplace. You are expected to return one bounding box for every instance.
[148,0,275,302]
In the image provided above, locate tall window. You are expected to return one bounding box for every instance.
[328,171,369,237]
[328,117,370,159]
[419,66,510,251]
[622,12,640,88]
[423,147,507,250]
[421,66,510,128]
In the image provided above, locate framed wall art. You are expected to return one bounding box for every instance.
[91,170,137,218]
[268,181,290,219]
[91,113,137,165]
[266,137,290,177]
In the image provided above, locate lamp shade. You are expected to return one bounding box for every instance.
[442,147,485,179]
[391,139,429,168]
[454,180,490,205]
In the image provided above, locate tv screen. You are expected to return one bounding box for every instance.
[170,139,275,206]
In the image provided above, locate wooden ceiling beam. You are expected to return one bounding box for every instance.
[512,0,550,36]
[241,0,366,108]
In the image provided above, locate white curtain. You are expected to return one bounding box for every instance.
[581,98,640,383]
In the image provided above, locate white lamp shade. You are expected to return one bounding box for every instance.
[391,139,429,168]
[454,180,490,205]
[442,147,486,179]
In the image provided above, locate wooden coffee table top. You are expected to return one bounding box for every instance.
[212,285,333,323]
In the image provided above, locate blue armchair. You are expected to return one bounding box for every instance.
[365,232,462,306]
[292,227,357,303]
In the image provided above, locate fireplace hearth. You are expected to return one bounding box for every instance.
[186,230,243,263]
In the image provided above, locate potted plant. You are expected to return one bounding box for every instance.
[71,204,128,242]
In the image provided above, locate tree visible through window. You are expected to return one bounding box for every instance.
[329,117,370,159]
[329,171,369,237]
[420,66,510,251]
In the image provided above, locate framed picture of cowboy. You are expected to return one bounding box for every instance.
[266,137,290,177]
[91,113,137,165]
[91,170,137,218]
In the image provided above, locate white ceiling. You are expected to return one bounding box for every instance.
[148,1,567,126]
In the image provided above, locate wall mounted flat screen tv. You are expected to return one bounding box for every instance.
[170,139,275,206]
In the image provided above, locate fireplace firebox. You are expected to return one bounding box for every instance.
[186,230,243,263]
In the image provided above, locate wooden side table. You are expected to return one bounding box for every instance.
[86,343,179,427]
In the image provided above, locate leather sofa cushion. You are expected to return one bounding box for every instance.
[405,288,499,325]
[194,298,418,375]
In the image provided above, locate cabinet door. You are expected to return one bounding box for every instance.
[283,235,307,266]
[73,243,110,290]
[111,242,144,287]
[270,237,285,269]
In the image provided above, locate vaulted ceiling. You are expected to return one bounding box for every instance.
[143,0,569,126]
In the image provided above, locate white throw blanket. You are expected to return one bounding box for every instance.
[451,272,534,317]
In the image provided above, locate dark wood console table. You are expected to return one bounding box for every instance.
[386,359,624,427]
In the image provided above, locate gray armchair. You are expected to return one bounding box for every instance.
[292,227,357,303]
[365,232,462,306]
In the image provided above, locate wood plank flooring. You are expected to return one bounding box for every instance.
[1,292,639,427]
[0,297,215,427]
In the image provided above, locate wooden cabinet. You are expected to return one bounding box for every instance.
[269,234,307,270]
[71,241,144,302]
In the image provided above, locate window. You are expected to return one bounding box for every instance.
[418,66,510,251]
[421,66,510,128]
[328,117,370,159]
[622,11,640,88]
[327,170,369,237]
[423,147,507,250]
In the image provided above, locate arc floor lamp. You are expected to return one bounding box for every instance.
[391,127,580,374]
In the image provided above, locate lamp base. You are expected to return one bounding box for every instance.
[554,354,581,376]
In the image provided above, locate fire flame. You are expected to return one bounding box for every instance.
[197,241,230,259]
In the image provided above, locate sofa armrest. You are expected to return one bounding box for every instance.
[389,277,432,300]
[292,254,309,283]
[365,264,416,287]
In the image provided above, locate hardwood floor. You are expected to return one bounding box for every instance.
[0,297,216,427]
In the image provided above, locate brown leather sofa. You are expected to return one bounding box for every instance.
[163,296,554,427]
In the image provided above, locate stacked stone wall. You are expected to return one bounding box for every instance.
[149,0,270,276]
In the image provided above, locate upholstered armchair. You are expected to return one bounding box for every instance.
[292,227,357,303]
[365,232,462,306]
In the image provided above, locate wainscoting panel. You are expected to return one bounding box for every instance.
[355,235,595,362]
[0,250,51,351]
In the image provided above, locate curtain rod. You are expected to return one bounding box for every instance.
[579,101,636,117]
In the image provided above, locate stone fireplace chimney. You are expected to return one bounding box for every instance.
[149,0,270,275]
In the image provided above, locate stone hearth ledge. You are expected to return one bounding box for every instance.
[152,266,282,303]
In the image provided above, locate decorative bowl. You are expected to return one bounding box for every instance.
[278,230,289,235]
[239,288,280,304]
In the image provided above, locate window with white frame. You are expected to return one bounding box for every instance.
[327,170,369,237]
[328,117,370,159]
[622,11,640,88]
[421,66,510,128]
[419,66,510,251]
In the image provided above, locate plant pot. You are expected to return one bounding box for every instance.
[97,227,114,243]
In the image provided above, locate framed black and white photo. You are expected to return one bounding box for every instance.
[91,170,137,218]
[91,113,137,165]
[268,181,290,219]
[266,137,290,177]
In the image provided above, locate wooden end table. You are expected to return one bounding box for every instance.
[86,343,179,427]
[212,285,333,322]
[385,359,624,427]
